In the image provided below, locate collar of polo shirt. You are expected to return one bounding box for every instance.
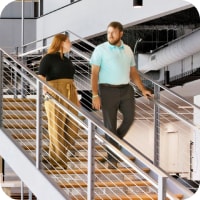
[107,41,125,49]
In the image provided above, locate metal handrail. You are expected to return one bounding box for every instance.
[140,72,200,111]
[0,31,198,198]
[1,47,191,200]
[17,29,200,115]
[18,29,95,57]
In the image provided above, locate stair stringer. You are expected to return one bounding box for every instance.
[0,128,69,200]
[132,153,194,199]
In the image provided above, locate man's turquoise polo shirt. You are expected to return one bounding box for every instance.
[90,41,135,85]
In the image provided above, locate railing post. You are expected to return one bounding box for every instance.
[36,79,43,169]
[154,84,160,166]
[21,181,24,200]
[14,62,18,98]
[21,57,29,98]
[28,190,33,200]
[0,50,3,127]
[0,50,4,182]
[42,38,47,54]
[87,120,95,200]
[158,176,167,200]
[15,46,19,58]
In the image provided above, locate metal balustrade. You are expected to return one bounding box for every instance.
[0,29,199,199]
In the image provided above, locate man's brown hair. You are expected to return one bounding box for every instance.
[107,21,123,32]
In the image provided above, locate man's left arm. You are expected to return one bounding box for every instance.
[130,67,152,98]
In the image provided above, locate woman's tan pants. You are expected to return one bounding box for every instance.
[44,79,79,168]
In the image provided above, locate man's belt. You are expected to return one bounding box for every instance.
[100,84,129,88]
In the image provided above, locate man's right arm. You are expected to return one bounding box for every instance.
[91,65,99,95]
[91,65,101,110]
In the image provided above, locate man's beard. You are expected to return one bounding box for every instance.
[108,38,121,46]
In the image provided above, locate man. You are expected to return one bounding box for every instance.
[90,21,152,168]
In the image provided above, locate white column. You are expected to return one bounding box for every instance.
[192,95,200,180]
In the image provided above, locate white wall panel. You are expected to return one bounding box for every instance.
[36,0,192,42]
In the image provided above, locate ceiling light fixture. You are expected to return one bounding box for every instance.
[133,0,143,8]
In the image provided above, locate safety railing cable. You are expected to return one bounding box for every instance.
[1,28,200,199]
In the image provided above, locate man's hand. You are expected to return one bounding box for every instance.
[142,89,153,98]
[92,96,101,110]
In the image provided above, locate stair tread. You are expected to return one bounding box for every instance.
[3,114,47,120]
[21,143,103,151]
[12,133,87,140]
[1,180,22,187]
[3,98,36,103]
[71,193,184,200]
[4,123,48,129]
[12,133,48,140]
[72,193,158,200]
[69,144,104,150]
[46,167,150,174]
[72,156,104,162]
[59,180,151,188]
[37,156,105,163]
[3,104,36,111]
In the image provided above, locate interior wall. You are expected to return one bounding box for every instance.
[193,95,200,180]
[43,0,73,14]
[1,1,35,18]
[0,19,36,52]
[36,0,192,42]
[0,0,194,53]
[124,119,193,175]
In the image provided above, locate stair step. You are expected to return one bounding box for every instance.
[10,193,36,200]
[2,97,185,199]
[4,123,48,129]
[22,144,49,151]
[3,98,36,103]
[39,156,105,163]
[71,193,157,200]
[69,156,105,162]
[70,144,104,151]
[46,167,150,174]
[12,132,87,140]
[3,114,47,120]
[41,156,134,165]
[1,180,22,188]
[12,133,48,140]
[3,104,36,111]
[21,144,104,151]
[3,114,36,120]
[12,132,86,140]
[59,180,151,188]
[71,193,184,200]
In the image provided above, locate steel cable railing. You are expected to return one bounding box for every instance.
[2,29,200,198]
[14,29,200,196]
[35,94,159,199]
[129,75,200,193]
[0,48,191,200]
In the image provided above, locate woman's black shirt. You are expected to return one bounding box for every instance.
[38,52,75,81]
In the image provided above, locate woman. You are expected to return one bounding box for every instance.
[38,33,79,169]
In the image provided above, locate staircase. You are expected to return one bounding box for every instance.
[0,33,199,199]
[0,97,186,199]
